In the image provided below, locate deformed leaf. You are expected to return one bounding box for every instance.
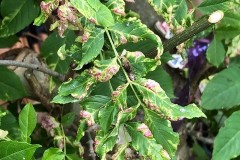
[53,72,96,103]
[0,0,39,37]
[125,122,166,160]
[42,148,65,160]
[212,111,240,160]
[0,141,41,160]
[19,103,37,142]
[146,66,174,98]
[133,78,206,120]
[109,18,163,58]
[75,28,105,70]
[70,0,114,27]
[206,37,225,67]
[98,83,129,132]
[202,66,240,110]
[0,66,27,101]
[123,50,158,79]
[105,0,125,16]
[88,58,120,82]
[144,109,179,157]
[98,102,119,133]
[95,128,118,159]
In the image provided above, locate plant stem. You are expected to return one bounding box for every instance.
[61,125,67,159]
[0,60,65,81]
[163,10,224,52]
[105,29,143,104]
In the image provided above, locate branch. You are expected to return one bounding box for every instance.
[163,10,224,52]
[0,60,65,81]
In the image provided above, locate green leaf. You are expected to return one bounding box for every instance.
[0,141,41,160]
[52,72,96,103]
[146,66,174,98]
[212,111,240,160]
[98,102,119,133]
[0,66,27,101]
[109,18,163,58]
[105,0,125,16]
[219,11,240,28]
[41,31,76,74]
[0,110,21,140]
[123,50,158,79]
[70,0,114,27]
[76,119,87,141]
[174,0,188,23]
[125,123,165,160]
[88,58,120,82]
[42,148,65,160]
[197,0,229,14]
[81,95,112,116]
[147,0,175,15]
[206,37,225,67]
[215,27,240,40]
[75,28,105,70]
[0,0,39,37]
[0,35,18,48]
[133,78,206,120]
[19,103,37,142]
[61,113,76,127]
[98,84,129,132]
[95,128,118,159]
[144,109,179,157]
[202,66,240,110]
[51,94,79,104]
